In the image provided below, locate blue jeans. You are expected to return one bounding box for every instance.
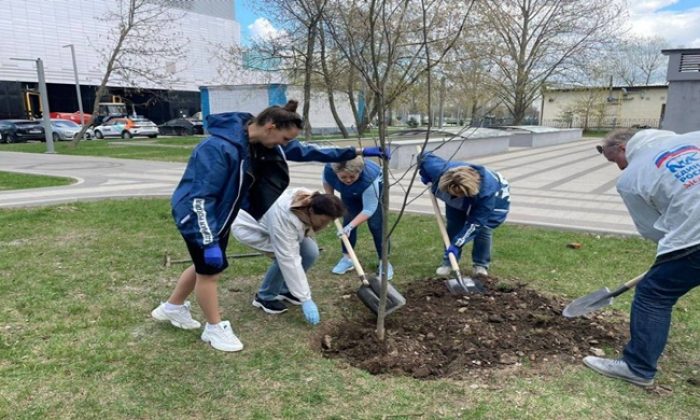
[623,246,700,379]
[341,194,386,259]
[443,205,499,268]
[257,237,319,300]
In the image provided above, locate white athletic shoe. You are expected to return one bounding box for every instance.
[151,301,201,330]
[435,265,451,276]
[201,321,244,352]
[473,266,488,277]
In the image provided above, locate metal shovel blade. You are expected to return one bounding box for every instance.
[562,287,614,318]
[356,274,406,316]
[445,275,486,295]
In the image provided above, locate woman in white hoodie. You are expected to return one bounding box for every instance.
[584,129,700,388]
[232,188,345,325]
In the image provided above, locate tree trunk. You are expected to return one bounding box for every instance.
[376,91,389,342]
[470,100,479,126]
[438,76,445,128]
[72,20,131,147]
[319,25,348,138]
[302,18,319,141]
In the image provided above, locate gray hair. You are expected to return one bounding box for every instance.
[331,156,365,175]
[603,129,639,148]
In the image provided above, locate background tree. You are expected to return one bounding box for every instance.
[611,36,669,86]
[73,0,184,144]
[477,0,624,125]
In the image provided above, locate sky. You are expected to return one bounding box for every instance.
[628,0,700,47]
[235,0,700,48]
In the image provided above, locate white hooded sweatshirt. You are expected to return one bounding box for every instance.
[616,129,700,256]
[231,188,315,302]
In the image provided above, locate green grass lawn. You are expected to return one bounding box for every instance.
[582,130,609,138]
[0,128,398,163]
[0,139,198,162]
[0,171,74,190]
[1,199,698,418]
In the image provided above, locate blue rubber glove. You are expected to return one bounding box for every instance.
[302,300,320,325]
[203,244,224,268]
[444,244,460,260]
[362,146,391,160]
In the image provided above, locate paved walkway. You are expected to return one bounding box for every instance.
[0,138,636,235]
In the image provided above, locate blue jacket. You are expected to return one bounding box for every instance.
[323,159,382,198]
[172,112,358,247]
[419,152,510,246]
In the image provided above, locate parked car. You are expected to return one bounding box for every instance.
[158,117,204,136]
[0,119,45,143]
[49,111,92,125]
[92,117,159,139]
[51,119,91,141]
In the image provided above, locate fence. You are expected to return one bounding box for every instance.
[541,117,660,130]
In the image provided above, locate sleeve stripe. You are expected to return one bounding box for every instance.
[193,198,214,245]
[454,223,478,247]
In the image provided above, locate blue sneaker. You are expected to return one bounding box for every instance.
[378,261,394,280]
[332,256,355,275]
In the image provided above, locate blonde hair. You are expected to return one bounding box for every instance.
[331,156,365,175]
[438,166,480,197]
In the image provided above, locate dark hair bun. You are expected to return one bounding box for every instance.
[283,100,299,113]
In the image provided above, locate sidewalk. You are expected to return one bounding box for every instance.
[0,138,636,235]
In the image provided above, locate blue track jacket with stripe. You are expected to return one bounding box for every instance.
[419,152,510,247]
[171,112,357,248]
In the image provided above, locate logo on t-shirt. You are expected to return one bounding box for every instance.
[655,145,700,188]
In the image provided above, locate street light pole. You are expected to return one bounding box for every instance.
[10,57,55,153]
[62,44,85,129]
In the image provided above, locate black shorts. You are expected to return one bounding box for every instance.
[183,230,231,275]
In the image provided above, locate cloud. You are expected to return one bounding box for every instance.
[248,17,286,42]
[627,1,700,47]
[628,1,678,14]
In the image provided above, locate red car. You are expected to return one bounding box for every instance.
[49,111,92,125]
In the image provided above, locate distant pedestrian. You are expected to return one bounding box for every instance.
[323,156,393,279]
[418,151,510,277]
[151,100,390,352]
[583,129,700,387]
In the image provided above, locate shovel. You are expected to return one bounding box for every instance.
[334,219,406,316]
[428,190,486,294]
[562,272,646,318]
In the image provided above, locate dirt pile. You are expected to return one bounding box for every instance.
[320,277,628,380]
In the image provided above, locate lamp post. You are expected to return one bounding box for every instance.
[10,57,55,153]
[62,44,85,130]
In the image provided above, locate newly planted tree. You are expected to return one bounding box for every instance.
[324,0,473,339]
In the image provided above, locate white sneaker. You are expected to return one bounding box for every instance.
[473,266,488,276]
[435,265,451,276]
[201,321,244,352]
[151,301,201,330]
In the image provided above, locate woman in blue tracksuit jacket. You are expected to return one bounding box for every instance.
[419,151,510,277]
[151,100,389,352]
[323,157,393,279]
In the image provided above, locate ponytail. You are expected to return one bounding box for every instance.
[251,100,303,130]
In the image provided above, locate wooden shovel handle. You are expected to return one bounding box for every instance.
[625,272,646,288]
[334,219,369,285]
[609,272,647,298]
[428,191,461,272]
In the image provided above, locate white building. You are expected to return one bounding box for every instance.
[0,0,241,122]
[540,85,667,130]
[202,84,360,134]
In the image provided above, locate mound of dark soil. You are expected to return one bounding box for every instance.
[320,277,628,380]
